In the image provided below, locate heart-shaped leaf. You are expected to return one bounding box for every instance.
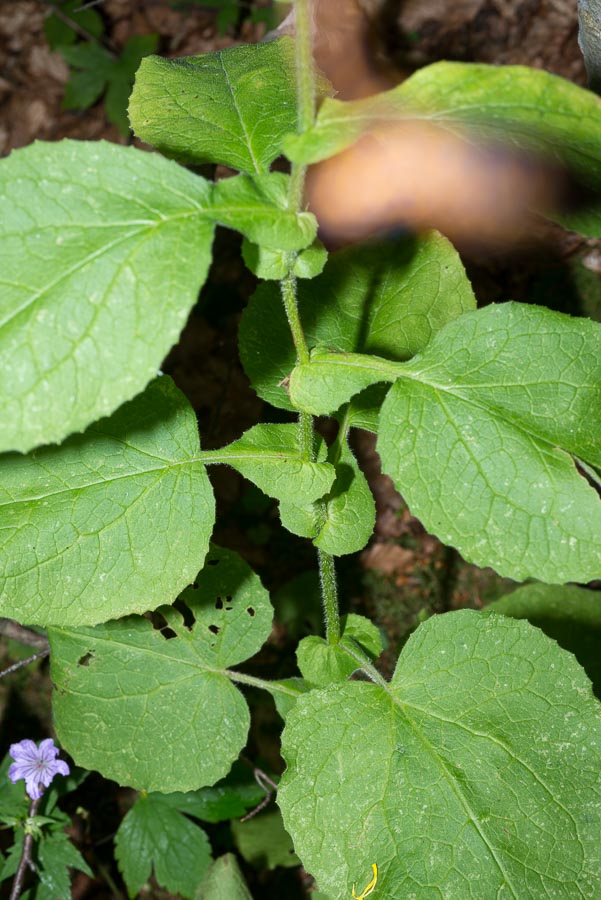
[279,611,601,898]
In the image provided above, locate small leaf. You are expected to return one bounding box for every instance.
[59,43,113,110]
[377,303,601,582]
[213,423,335,505]
[239,232,474,411]
[129,38,300,174]
[231,809,300,870]
[115,792,212,898]
[241,238,327,281]
[49,545,273,792]
[313,438,376,555]
[210,173,317,251]
[0,377,214,627]
[0,140,216,451]
[279,611,601,898]
[289,348,399,416]
[196,853,253,900]
[280,436,376,555]
[486,583,601,697]
[297,614,382,687]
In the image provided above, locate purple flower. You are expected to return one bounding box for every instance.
[8,739,70,800]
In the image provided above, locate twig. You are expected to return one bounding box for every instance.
[0,620,49,651]
[9,797,41,900]
[74,0,105,10]
[0,650,50,680]
[240,767,279,822]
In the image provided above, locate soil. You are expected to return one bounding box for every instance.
[1,2,600,897]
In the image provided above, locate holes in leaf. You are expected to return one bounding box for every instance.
[147,611,177,640]
[247,606,255,617]
[207,557,220,567]
[173,598,196,631]
[208,624,221,635]
[77,652,94,667]
[215,595,234,611]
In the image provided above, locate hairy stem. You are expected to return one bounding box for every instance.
[224,669,301,698]
[280,270,309,365]
[318,549,341,644]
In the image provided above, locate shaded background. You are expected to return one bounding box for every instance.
[1,1,601,897]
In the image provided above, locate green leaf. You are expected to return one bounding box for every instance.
[1,376,214,627]
[210,173,317,251]
[231,809,300,870]
[241,238,328,281]
[157,762,265,823]
[486,583,601,697]
[115,793,212,898]
[49,545,273,791]
[278,435,375,555]
[279,611,601,898]
[377,303,601,582]
[314,437,376,556]
[285,61,601,237]
[239,232,474,412]
[60,43,113,109]
[196,853,252,900]
[37,830,93,899]
[212,423,335,505]
[129,38,300,174]
[289,348,399,416]
[283,60,601,175]
[297,614,383,687]
[272,678,311,721]
[0,140,216,452]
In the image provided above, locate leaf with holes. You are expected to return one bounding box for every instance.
[239,232,474,412]
[279,611,601,899]
[129,38,302,174]
[0,376,214,627]
[49,545,273,792]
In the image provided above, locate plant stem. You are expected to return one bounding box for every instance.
[294,0,316,135]
[0,650,49,680]
[224,669,301,698]
[10,797,41,900]
[280,270,309,365]
[318,549,341,644]
[277,0,342,645]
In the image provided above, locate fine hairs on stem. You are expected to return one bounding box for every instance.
[282,0,342,645]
